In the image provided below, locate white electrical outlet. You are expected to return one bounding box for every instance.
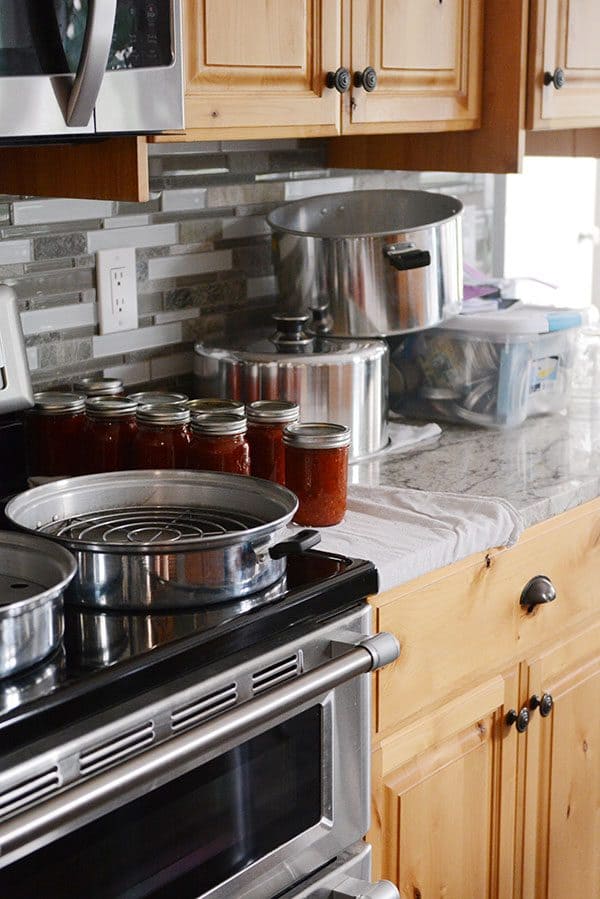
[96,248,138,334]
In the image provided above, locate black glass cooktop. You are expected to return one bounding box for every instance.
[0,551,377,752]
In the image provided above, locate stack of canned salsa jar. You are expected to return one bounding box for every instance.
[25,391,351,525]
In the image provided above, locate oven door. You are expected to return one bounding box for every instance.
[0,0,183,140]
[0,630,399,899]
[283,842,399,899]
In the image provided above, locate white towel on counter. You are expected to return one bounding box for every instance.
[314,484,524,593]
[351,420,442,463]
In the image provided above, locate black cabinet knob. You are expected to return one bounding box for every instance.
[530,693,554,718]
[326,67,351,93]
[506,707,530,733]
[544,68,566,90]
[353,67,378,92]
[520,575,556,609]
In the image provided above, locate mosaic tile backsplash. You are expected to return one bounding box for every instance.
[0,140,495,390]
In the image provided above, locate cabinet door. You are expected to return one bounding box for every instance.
[345,0,483,133]
[528,0,600,129]
[371,674,519,897]
[521,622,600,899]
[182,0,342,138]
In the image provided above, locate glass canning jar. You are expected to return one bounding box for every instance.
[26,392,86,478]
[128,391,188,407]
[187,398,245,417]
[188,413,250,475]
[73,377,124,397]
[132,404,191,470]
[246,400,299,484]
[283,423,351,526]
[82,397,138,474]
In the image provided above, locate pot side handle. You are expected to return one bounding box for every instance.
[269,529,321,559]
[383,242,431,272]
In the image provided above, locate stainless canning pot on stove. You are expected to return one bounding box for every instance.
[5,471,320,611]
[267,189,463,336]
[0,532,76,678]
[194,313,389,460]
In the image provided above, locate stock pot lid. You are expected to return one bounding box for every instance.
[267,189,463,239]
[195,331,388,364]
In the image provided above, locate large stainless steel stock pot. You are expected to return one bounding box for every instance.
[5,471,320,610]
[267,189,463,336]
[194,314,389,460]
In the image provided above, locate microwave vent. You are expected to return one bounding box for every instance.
[251,653,302,694]
[79,722,155,777]
[171,683,238,733]
[0,766,60,820]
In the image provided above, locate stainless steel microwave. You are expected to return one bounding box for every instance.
[0,0,183,140]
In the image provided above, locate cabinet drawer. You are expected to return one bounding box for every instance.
[373,499,600,737]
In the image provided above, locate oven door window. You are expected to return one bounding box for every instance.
[0,1,172,78]
[2,707,322,899]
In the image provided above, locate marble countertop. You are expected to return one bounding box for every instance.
[350,411,600,530]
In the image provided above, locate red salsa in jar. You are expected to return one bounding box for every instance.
[247,400,299,484]
[283,423,351,526]
[26,392,86,478]
[81,397,137,474]
[188,412,250,475]
[132,404,190,470]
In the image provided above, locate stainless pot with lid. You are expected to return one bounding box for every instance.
[194,313,389,460]
[5,471,321,610]
[267,189,463,337]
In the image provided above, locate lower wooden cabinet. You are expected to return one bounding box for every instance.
[370,499,600,898]
[372,674,519,898]
[521,622,600,899]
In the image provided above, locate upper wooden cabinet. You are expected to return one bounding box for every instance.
[528,0,600,129]
[174,0,483,140]
[346,0,482,133]
[181,0,342,139]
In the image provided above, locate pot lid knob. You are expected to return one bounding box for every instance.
[271,314,314,352]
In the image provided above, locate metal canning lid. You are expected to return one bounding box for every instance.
[188,398,245,416]
[85,397,137,418]
[128,391,188,406]
[246,400,300,424]
[191,412,247,436]
[136,403,191,426]
[74,377,123,397]
[282,422,351,449]
[34,392,86,414]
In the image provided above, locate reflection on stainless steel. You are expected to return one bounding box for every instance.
[0,648,65,713]
[284,842,399,898]
[5,471,302,609]
[193,322,389,460]
[0,532,76,678]
[267,190,463,337]
[65,578,287,669]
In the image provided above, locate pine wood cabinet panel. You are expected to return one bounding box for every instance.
[528,0,600,129]
[521,623,600,899]
[344,0,483,133]
[374,497,600,738]
[372,674,519,897]
[181,0,342,138]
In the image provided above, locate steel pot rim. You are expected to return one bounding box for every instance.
[267,189,464,240]
[0,531,77,618]
[5,470,299,555]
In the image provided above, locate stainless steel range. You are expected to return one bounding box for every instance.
[0,541,400,898]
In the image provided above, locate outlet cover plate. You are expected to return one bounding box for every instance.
[96,247,138,334]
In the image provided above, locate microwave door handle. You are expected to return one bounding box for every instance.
[0,633,400,868]
[66,0,117,127]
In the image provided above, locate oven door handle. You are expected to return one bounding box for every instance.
[0,633,399,868]
[66,0,117,127]
[331,876,400,898]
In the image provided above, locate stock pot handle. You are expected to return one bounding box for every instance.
[269,529,321,559]
[383,243,431,272]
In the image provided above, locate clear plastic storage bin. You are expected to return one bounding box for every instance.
[391,305,592,428]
